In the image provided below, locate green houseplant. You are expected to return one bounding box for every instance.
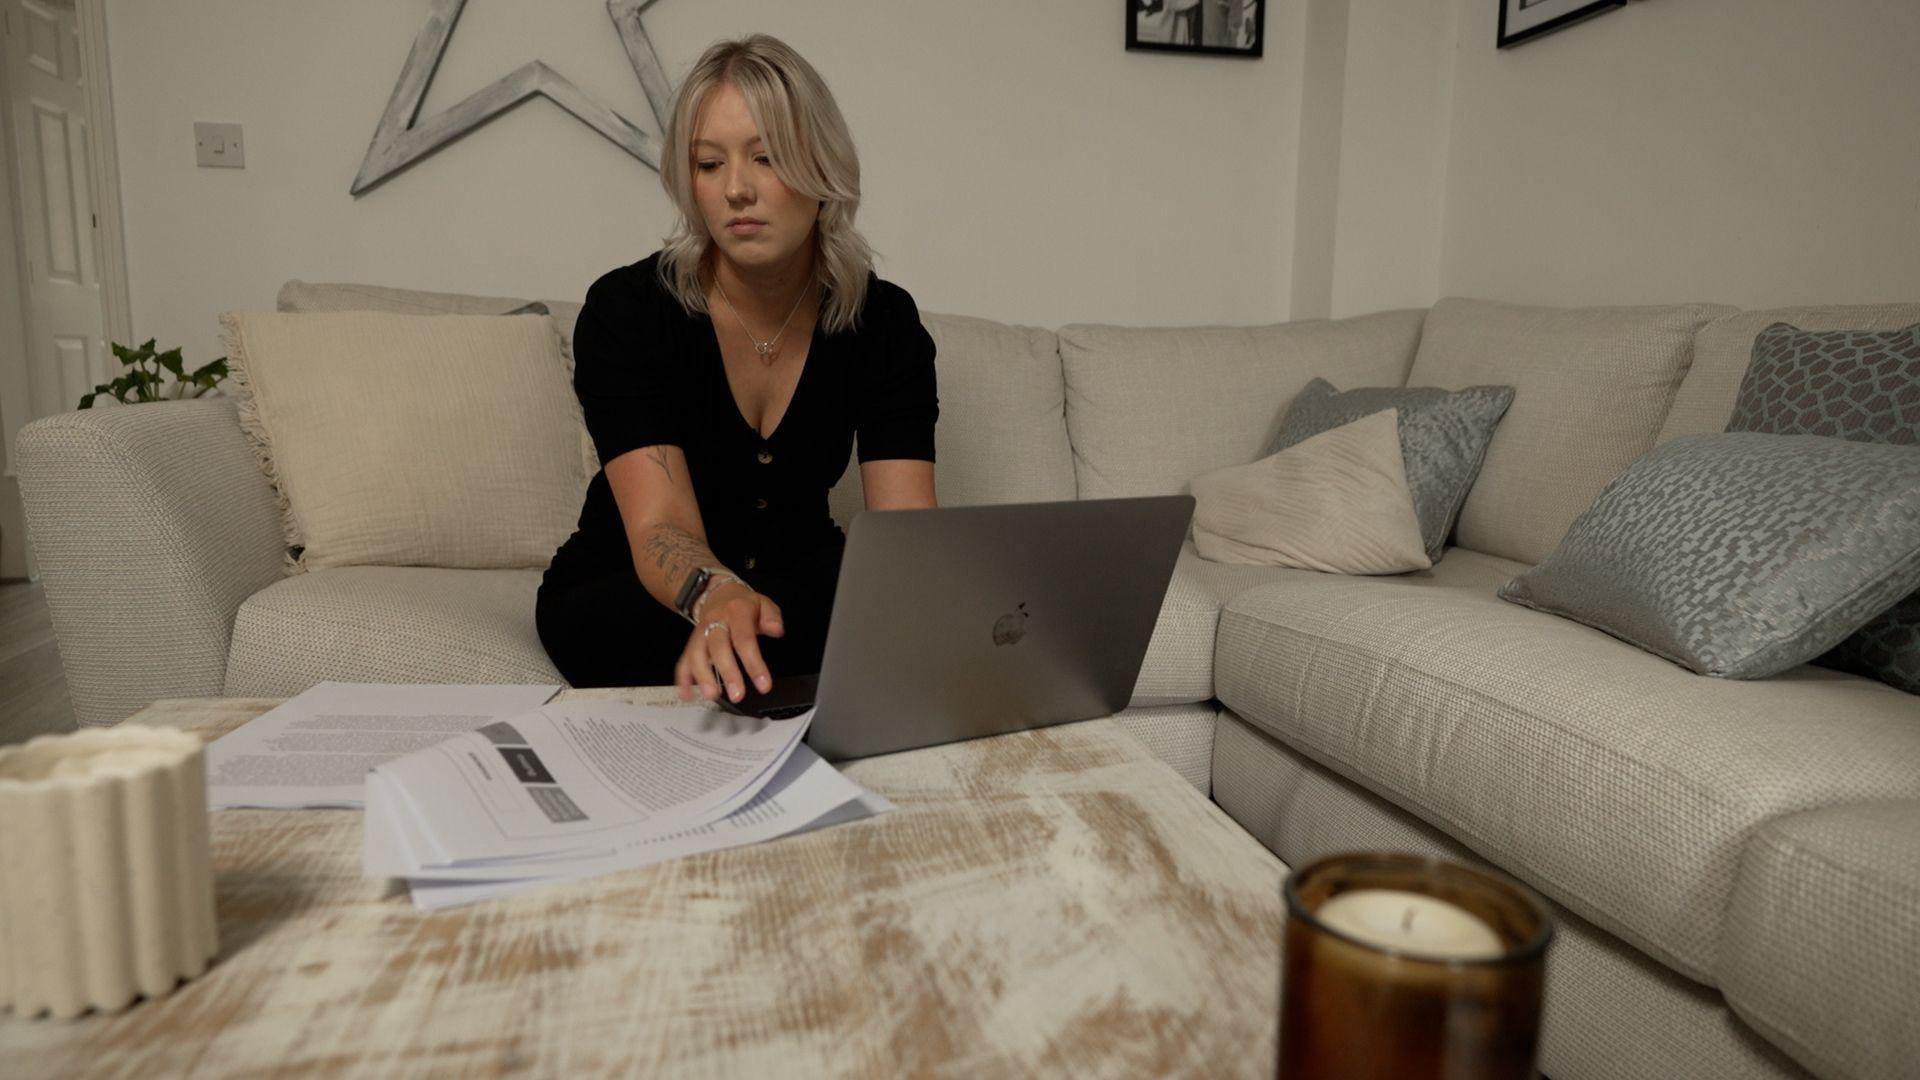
[78,339,229,408]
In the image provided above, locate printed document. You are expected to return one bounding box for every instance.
[368,743,893,911]
[205,682,562,809]
[367,699,815,863]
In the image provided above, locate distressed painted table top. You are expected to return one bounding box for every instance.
[5,691,1286,1078]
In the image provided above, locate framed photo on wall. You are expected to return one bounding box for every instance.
[1127,0,1265,58]
[1497,0,1625,49]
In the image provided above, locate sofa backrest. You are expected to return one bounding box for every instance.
[1055,311,1426,501]
[277,280,584,354]
[1406,298,1731,566]
[828,311,1075,524]
[1656,303,1920,445]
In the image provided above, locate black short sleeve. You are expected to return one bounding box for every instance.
[855,284,940,463]
[571,266,688,465]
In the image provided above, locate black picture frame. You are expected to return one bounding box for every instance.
[1126,0,1265,58]
[1497,0,1625,49]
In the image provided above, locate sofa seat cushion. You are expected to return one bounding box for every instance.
[224,567,560,697]
[1212,558,1920,986]
[1721,801,1920,1080]
[1133,543,1323,707]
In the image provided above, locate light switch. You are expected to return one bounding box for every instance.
[195,122,245,168]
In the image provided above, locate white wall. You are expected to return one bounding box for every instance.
[105,0,1307,363]
[1289,0,1456,319]
[1437,0,1920,308]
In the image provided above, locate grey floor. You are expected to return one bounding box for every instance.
[1,580,76,746]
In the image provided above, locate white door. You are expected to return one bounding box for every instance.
[2,0,107,428]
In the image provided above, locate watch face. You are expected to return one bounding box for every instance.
[677,568,710,617]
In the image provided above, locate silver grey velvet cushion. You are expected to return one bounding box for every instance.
[1498,433,1920,679]
[1724,321,1920,695]
[1268,378,1513,561]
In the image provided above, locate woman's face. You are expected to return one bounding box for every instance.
[691,82,820,276]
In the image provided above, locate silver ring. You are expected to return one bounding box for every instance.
[702,621,729,639]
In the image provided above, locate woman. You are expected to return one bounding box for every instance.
[537,35,939,705]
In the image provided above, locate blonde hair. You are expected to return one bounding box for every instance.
[657,35,874,334]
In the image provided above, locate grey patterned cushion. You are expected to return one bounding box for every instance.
[1268,379,1513,561]
[1498,433,1920,679]
[1726,322,1920,693]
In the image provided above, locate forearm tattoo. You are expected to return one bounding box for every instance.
[639,523,718,598]
[645,446,673,483]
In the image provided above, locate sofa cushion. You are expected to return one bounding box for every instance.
[1191,409,1431,575]
[1211,559,1920,985]
[220,311,594,572]
[224,567,560,697]
[1407,298,1728,565]
[1269,379,1515,562]
[1720,801,1920,1080]
[1057,310,1425,501]
[829,311,1074,524]
[1656,303,1920,444]
[1499,433,1920,679]
[1131,544,1511,709]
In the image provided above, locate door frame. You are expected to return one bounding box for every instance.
[75,0,129,348]
[0,0,132,420]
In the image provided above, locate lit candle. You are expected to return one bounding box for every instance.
[1313,888,1503,961]
[1279,854,1553,1079]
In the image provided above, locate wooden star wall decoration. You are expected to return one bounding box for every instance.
[351,0,676,196]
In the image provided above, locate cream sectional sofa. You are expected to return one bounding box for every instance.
[17,283,1920,1080]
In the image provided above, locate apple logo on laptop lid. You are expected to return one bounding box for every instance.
[992,602,1029,647]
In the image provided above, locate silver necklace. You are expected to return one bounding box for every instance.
[714,275,812,365]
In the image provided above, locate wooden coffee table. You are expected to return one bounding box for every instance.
[6,691,1286,1078]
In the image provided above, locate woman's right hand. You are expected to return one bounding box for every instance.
[675,583,785,703]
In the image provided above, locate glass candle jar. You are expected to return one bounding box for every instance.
[1279,852,1553,1079]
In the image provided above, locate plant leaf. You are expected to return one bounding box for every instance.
[155,348,185,378]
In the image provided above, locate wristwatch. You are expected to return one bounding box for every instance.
[674,567,715,623]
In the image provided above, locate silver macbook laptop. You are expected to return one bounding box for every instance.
[725,495,1193,761]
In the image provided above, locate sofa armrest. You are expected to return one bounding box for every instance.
[1722,800,1920,1080]
[15,398,285,726]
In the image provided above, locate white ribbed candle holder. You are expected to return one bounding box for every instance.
[0,726,218,1019]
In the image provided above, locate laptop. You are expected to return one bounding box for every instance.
[722,495,1194,761]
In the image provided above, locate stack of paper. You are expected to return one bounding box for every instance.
[361,699,890,911]
[205,683,564,809]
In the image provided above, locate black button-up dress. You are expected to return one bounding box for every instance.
[536,251,938,687]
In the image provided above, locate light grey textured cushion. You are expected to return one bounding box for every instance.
[1111,702,1219,794]
[1721,801,1920,1080]
[15,399,287,727]
[1211,713,1808,1080]
[1721,322,1920,696]
[1211,559,1920,986]
[1407,299,1729,564]
[223,566,560,697]
[1268,378,1514,561]
[1058,310,1425,500]
[829,311,1073,525]
[1656,304,1920,445]
[1499,433,1920,679]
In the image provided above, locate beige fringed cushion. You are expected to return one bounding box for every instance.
[220,311,594,572]
[1190,409,1431,575]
